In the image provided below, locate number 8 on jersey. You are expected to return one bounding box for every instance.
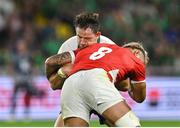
[89,47,112,60]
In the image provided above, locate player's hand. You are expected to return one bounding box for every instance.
[115,79,130,92]
[61,63,73,76]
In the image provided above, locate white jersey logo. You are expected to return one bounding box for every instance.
[89,47,112,60]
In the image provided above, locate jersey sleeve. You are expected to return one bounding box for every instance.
[69,49,81,64]
[130,64,146,84]
[68,51,75,64]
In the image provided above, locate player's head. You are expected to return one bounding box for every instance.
[74,12,101,49]
[122,42,149,65]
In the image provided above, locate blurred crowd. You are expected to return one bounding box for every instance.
[0,0,179,76]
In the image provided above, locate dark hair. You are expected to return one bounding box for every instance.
[74,12,100,33]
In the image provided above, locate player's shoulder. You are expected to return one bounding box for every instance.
[62,36,78,45]
[99,35,115,44]
[58,36,78,53]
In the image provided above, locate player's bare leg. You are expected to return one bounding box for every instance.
[102,101,140,127]
[64,117,89,127]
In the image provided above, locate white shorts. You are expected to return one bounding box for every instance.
[61,68,124,123]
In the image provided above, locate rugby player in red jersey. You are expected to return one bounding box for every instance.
[45,42,149,127]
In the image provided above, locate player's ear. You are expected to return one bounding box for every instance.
[134,50,140,57]
[135,50,146,64]
[96,31,101,37]
[131,49,139,57]
[133,50,143,61]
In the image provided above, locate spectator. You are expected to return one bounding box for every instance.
[9,38,44,120]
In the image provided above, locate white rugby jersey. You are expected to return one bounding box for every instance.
[57,35,115,54]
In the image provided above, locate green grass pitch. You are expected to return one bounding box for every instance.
[0,120,180,127]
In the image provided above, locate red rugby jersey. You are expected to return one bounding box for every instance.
[69,43,145,83]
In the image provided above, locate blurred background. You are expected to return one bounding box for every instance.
[0,0,179,127]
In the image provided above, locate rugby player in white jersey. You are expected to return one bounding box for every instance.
[46,12,129,127]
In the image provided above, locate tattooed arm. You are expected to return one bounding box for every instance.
[45,52,72,90]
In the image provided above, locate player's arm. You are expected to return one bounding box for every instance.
[128,82,146,103]
[114,78,130,92]
[47,69,66,90]
[45,52,72,90]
